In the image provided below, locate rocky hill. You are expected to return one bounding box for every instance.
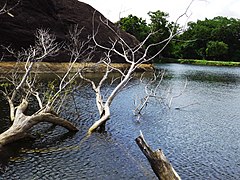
[0,0,139,62]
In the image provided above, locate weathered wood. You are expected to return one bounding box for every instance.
[0,100,78,147]
[88,105,110,134]
[135,133,181,180]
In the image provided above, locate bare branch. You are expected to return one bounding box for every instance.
[175,0,194,29]
[0,109,78,147]
[0,28,81,146]
[85,8,179,133]
[168,78,188,108]
[133,71,165,116]
[79,1,195,133]
[0,0,20,17]
[0,90,15,121]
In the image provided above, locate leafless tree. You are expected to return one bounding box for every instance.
[133,72,192,116]
[76,11,183,135]
[0,29,80,147]
[133,70,165,116]
[134,71,201,118]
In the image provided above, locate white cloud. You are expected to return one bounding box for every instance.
[80,0,240,24]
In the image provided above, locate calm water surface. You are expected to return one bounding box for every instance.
[1,63,240,179]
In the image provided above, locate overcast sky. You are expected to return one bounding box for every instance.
[80,0,240,25]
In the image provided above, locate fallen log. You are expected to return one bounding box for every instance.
[0,99,78,147]
[135,132,181,180]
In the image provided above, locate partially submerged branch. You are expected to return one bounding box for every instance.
[133,72,196,116]
[0,107,77,148]
[166,78,188,109]
[136,132,181,180]
[134,70,165,116]
[0,99,78,147]
[0,29,80,146]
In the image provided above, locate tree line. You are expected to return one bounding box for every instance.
[117,11,240,62]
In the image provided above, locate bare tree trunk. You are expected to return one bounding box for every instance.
[0,100,78,147]
[88,105,110,134]
[0,29,82,147]
[135,133,181,180]
[0,114,78,147]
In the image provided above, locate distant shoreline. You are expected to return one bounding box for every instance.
[159,58,240,67]
[0,62,154,74]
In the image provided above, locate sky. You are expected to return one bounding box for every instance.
[79,0,240,26]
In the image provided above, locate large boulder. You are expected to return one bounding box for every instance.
[0,0,139,62]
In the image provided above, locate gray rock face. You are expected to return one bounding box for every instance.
[0,0,139,62]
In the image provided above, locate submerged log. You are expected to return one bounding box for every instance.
[135,132,181,180]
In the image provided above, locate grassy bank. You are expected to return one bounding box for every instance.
[159,58,240,67]
[0,62,154,73]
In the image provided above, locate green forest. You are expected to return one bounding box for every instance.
[117,10,240,62]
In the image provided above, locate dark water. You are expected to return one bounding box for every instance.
[1,63,240,179]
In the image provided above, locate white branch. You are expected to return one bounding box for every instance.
[0,90,15,121]
[0,0,20,16]
[134,71,165,116]
[168,78,188,108]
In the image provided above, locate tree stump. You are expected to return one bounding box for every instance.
[135,132,181,180]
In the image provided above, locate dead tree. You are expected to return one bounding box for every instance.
[78,11,182,134]
[0,29,79,147]
[133,72,192,116]
[136,132,181,180]
[133,70,165,116]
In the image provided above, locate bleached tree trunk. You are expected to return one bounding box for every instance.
[84,0,195,133]
[0,29,81,147]
[87,63,135,133]
[80,11,178,134]
[0,99,78,147]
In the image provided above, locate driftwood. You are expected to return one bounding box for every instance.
[135,132,181,180]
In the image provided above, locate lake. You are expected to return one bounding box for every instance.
[1,63,240,179]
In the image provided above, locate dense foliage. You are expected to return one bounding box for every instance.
[117,13,240,62]
[117,11,177,59]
